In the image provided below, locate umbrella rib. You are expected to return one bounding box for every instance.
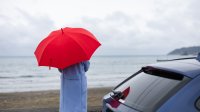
[70,32,99,42]
[37,34,59,65]
[66,34,89,59]
[69,28,99,41]
[67,32,101,60]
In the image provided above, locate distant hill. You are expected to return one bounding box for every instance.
[168,46,200,55]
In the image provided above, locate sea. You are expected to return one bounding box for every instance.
[0,55,192,93]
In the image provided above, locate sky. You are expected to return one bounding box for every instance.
[0,0,200,56]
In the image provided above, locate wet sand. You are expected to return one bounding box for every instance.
[0,87,113,112]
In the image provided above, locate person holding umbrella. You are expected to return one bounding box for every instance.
[34,27,101,112]
[58,61,90,112]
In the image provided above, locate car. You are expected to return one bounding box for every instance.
[102,54,200,112]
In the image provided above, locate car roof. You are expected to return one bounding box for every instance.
[149,59,200,78]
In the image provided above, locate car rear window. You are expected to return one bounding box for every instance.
[114,67,190,112]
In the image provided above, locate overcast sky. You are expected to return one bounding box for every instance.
[0,0,200,56]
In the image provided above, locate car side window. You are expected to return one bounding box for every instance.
[196,97,200,111]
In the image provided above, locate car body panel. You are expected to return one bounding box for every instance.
[157,75,200,112]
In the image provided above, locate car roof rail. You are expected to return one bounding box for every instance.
[197,53,200,61]
[157,57,196,62]
[157,53,200,62]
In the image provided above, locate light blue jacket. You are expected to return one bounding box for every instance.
[59,61,90,112]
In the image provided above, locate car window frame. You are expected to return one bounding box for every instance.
[113,69,142,90]
[195,96,200,111]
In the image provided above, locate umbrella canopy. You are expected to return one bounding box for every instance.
[34,27,101,69]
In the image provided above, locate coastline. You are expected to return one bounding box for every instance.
[0,87,113,112]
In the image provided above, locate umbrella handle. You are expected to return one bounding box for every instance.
[61,28,64,34]
[49,59,52,70]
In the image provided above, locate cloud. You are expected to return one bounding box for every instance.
[68,1,200,55]
[145,0,200,48]
[0,0,199,56]
[0,8,55,56]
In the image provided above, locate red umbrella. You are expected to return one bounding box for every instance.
[34,27,101,69]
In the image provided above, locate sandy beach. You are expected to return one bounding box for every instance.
[0,87,113,112]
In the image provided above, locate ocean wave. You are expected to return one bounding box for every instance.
[0,75,45,79]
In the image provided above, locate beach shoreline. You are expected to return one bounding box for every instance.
[0,87,113,112]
